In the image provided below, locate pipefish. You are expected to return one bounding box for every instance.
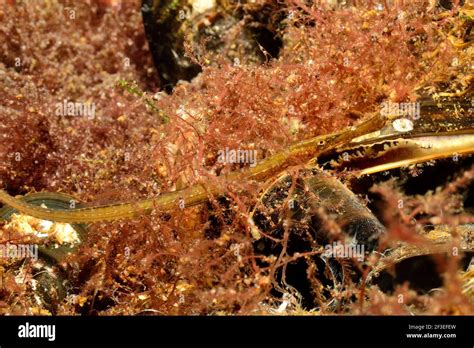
[0,111,387,223]
[0,94,473,224]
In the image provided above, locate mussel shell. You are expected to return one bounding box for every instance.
[323,94,474,173]
[252,168,385,250]
[251,168,385,307]
[0,192,88,311]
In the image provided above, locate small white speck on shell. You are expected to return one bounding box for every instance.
[392,118,414,133]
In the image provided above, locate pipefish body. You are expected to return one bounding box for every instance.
[0,112,387,223]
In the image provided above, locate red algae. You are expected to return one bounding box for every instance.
[0,0,472,316]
